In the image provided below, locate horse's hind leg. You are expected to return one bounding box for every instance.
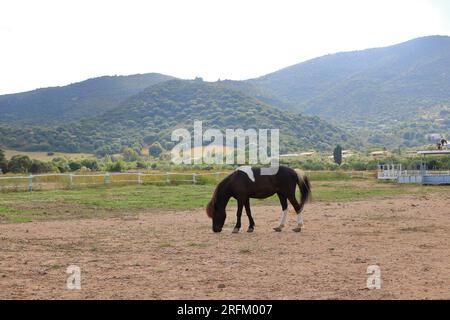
[273,193,288,232]
[287,193,304,233]
[232,200,244,234]
[244,199,255,233]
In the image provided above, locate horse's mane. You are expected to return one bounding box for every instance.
[206,172,233,218]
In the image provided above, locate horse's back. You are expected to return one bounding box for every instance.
[236,166,297,183]
[230,166,297,199]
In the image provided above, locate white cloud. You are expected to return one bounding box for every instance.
[0,0,448,94]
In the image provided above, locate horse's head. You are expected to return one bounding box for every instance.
[206,198,226,233]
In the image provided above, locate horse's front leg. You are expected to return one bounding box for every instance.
[232,200,243,234]
[244,199,255,233]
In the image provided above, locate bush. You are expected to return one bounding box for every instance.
[69,161,82,171]
[52,157,70,173]
[80,159,99,171]
[107,160,125,172]
[136,161,147,169]
[30,160,54,174]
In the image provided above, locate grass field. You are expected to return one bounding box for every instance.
[0,178,447,223]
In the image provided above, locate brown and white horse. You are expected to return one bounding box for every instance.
[206,166,311,233]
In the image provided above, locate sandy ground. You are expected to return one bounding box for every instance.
[0,192,449,300]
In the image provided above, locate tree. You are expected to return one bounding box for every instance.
[122,147,139,162]
[143,133,157,145]
[149,142,164,157]
[8,155,32,173]
[0,148,8,173]
[333,145,343,166]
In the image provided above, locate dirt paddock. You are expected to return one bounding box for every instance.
[0,192,449,299]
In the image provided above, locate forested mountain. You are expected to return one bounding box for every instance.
[1,36,449,153]
[0,73,174,125]
[217,80,292,110]
[0,80,356,155]
[250,36,450,121]
[248,36,450,147]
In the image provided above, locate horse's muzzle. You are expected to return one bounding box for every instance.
[213,226,222,233]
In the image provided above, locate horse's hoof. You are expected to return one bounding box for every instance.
[292,227,302,233]
[232,228,240,234]
[273,227,283,232]
[247,227,254,233]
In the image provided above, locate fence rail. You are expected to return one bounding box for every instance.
[0,170,374,192]
[0,172,230,192]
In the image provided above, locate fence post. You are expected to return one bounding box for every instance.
[28,175,33,192]
[215,172,220,182]
[192,173,197,184]
[138,172,142,185]
[104,173,110,185]
[69,174,74,188]
[166,172,170,184]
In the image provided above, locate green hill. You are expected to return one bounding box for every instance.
[0,80,357,155]
[0,73,174,125]
[249,36,450,147]
[2,36,448,151]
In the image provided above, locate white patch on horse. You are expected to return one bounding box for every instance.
[279,209,288,227]
[296,213,303,227]
[236,166,255,182]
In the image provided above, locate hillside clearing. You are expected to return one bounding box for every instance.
[3,149,94,161]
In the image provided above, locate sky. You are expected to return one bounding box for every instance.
[0,0,449,95]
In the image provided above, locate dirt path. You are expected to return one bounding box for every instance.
[0,193,449,299]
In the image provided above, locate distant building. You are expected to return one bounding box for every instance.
[280,152,316,158]
[280,153,299,158]
[342,150,354,158]
[299,152,316,157]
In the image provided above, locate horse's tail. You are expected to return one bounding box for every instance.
[295,169,311,205]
